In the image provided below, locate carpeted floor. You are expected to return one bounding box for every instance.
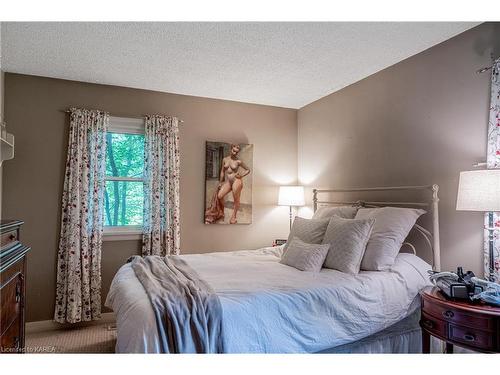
[26,323,116,353]
[24,322,474,354]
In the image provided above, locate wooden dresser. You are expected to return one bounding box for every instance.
[0,220,30,354]
[420,287,500,353]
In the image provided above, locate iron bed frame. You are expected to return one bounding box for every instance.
[312,184,441,271]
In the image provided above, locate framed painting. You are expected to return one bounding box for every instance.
[204,141,253,224]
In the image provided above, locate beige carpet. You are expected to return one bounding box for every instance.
[26,323,116,353]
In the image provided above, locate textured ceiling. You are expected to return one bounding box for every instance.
[1,22,478,108]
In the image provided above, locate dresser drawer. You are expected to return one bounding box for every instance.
[0,220,28,354]
[448,324,496,351]
[420,312,447,338]
[0,229,18,250]
[0,315,22,354]
[0,273,23,336]
[422,299,495,331]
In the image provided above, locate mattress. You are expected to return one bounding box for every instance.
[105,246,432,353]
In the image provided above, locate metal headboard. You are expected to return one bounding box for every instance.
[312,184,441,271]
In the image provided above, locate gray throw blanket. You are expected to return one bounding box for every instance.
[129,255,224,353]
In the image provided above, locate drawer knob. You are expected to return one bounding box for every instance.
[15,281,22,302]
[463,334,475,342]
[9,234,16,240]
[442,310,454,319]
[422,320,433,330]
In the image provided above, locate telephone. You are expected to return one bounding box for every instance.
[428,267,483,301]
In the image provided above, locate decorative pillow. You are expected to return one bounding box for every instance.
[355,207,426,271]
[312,206,359,220]
[283,217,330,253]
[322,216,375,274]
[280,237,330,272]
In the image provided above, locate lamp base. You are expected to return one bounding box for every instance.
[487,212,497,283]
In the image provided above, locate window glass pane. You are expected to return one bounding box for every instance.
[106,132,145,178]
[104,181,143,226]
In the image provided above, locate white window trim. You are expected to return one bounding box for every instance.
[103,226,142,241]
[108,116,145,134]
[103,116,145,241]
[106,176,143,182]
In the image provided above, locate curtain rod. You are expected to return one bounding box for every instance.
[60,109,184,123]
[476,53,498,74]
[476,66,493,74]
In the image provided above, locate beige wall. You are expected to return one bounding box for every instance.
[1,20,3,218]
[0,70,4,220]
[298,22,500,275]
[3,74,297,322]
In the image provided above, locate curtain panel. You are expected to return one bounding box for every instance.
[142,115,181,256]
[54,108,108,323]
[485,58,500,282]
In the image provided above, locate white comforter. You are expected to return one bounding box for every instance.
[105,246,431,353]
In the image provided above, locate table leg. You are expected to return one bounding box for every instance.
[422,330,430,353]
[445,342,454,354]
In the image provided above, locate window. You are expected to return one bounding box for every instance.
[103,117,145,240]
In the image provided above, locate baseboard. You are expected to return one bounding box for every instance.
[26,312,116,334]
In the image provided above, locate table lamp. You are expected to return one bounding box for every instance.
[278,186,305,230]
[456,169,500,282]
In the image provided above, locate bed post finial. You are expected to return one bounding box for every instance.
[432,184,439,197]
[431,184,441,271]
[313,189,318,212]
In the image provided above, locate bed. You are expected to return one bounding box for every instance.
[105,185,441,353]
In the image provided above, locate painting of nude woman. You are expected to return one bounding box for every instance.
[204,141,253,224]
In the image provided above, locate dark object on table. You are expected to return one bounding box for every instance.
[428,267,483,301]
[273,239,287,247]
[420,287,500,353]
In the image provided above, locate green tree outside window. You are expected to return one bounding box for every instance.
[105,132,145,227]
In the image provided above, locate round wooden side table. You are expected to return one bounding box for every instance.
[420,287,500,353]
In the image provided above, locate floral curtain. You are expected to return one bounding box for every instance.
[485,58,500,282]
[54,108,108,323]
[142,115,181,256]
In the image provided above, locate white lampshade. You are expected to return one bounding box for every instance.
[278,186,305,206]
[456,169,500,211]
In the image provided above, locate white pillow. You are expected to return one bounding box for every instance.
[322,216,375,274]
[280,237,330,272]
[312,206,358,220]
[355,207,425,271]
[283,216,330,253]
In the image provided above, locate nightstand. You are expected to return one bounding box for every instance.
[419,287,500,353]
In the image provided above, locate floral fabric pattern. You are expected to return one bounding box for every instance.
[142,115,181,256]
[54,108,108,323]
[485,58,500,282]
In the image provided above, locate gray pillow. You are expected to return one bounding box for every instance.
[284,216,330,253]
[312,206,358,220]
[355,207,426,271]
[322,216,375,274]
[280,237,330,272]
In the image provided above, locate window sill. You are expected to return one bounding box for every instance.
[103,227,142,242]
